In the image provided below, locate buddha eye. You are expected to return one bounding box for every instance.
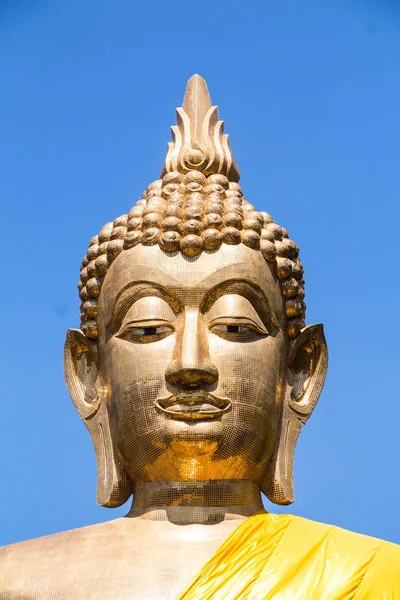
[130,326,171,336]
[210,321,268,341]
[116,323,174,343]
[212,324,252,334]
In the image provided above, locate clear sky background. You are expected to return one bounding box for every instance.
[1,0,399,547]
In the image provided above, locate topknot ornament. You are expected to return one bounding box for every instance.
[161,74,239,182]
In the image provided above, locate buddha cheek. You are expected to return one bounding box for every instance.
[104,337,174,475]
[210,333,286,466]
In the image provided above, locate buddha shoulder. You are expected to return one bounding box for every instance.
[179,512,400,599]
[0,518,142,599]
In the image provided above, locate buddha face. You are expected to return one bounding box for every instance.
[65,75,328,505]
[96,242,288,485]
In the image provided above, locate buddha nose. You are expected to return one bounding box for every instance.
[165,309,218,387]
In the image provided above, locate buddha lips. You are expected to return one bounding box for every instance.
[155,391,232,420]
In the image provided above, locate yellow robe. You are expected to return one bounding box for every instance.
[178,512,400,599]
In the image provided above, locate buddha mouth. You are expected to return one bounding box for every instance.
[155,391,231,421]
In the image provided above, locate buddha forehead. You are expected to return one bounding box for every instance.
[97,243,285,332]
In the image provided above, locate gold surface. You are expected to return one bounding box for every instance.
[0,75,333,599]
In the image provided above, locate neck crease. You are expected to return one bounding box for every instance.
[126,480,264,524]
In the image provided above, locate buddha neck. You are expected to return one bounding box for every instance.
[127,480,265,524]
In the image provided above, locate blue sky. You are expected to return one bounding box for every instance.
[0,0,399,546]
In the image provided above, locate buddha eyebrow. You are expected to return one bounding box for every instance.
[200,279,278,334]
[107,282,182,336]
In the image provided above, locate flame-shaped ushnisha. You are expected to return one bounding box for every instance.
[161,74,239,182]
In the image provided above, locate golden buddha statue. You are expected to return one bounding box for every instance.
[1,75,399,600]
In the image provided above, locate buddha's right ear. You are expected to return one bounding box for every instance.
[64,329,133,508]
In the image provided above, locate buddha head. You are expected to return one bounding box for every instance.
[64,75,328,509]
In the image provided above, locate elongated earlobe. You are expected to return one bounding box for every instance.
[64,329,133,507]
[262,324,328,505]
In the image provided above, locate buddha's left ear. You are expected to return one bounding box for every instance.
[64,329,133,508]
[262,324,328,505]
